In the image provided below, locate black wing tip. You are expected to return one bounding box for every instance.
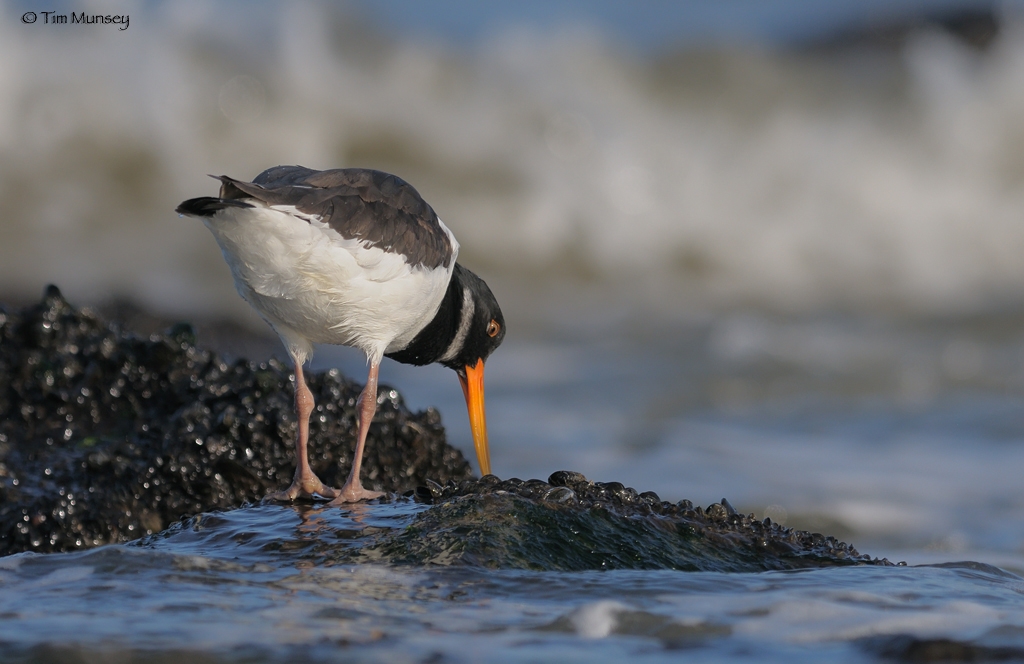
[175,197,253,217]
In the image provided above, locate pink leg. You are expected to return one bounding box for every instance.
[329,362,384,504]
[265,362,340,501]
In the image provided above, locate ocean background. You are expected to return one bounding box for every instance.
[3,1,1024,660]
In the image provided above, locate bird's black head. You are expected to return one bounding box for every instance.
[441,264,506,373]
[383,262,504,477]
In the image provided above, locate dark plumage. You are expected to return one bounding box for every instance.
[387,264,505,369]
[211,166,455,270]
[174,197,252,216]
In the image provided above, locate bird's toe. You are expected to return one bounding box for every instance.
[327,485,384,506]
[262,486,301,503]
[263,475,340,502]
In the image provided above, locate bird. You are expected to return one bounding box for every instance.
[176,166,505,504]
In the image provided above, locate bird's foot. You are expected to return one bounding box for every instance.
[327,481,384,506]
[264,473,340,502]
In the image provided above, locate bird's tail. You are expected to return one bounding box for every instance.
[175,196,253,217]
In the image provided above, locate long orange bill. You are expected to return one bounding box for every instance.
[458,358,491,477]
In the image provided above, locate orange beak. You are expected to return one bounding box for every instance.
[458,358,491,476]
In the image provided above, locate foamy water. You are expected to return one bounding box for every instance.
[3,1,1024,315]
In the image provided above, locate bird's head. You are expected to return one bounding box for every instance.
[441,266,505,477]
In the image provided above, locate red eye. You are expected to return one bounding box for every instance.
[486,320,500,337]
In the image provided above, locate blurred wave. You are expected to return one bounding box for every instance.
[1,1,1023,318]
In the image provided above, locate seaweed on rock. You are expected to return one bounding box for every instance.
[369,472,891,571]
[140,472,892,573]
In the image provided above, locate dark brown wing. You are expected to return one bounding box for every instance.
[215,166,454,270]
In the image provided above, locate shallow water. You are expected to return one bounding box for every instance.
[1,504,1023,663]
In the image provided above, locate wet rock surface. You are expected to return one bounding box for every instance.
[144,471,891,573]
[0,286,472,555]
[373,472,891,571]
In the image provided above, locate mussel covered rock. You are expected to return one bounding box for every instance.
[0,286,472,555]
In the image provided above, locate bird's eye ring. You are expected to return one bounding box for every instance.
[486,320,500,337]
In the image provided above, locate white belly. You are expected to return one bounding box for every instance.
[202,203,457,364]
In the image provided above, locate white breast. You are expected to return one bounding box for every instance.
[202,203,458,364]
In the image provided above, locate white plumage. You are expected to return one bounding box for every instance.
[202,202,458,366]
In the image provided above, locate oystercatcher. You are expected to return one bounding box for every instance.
[176,166,505,503]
